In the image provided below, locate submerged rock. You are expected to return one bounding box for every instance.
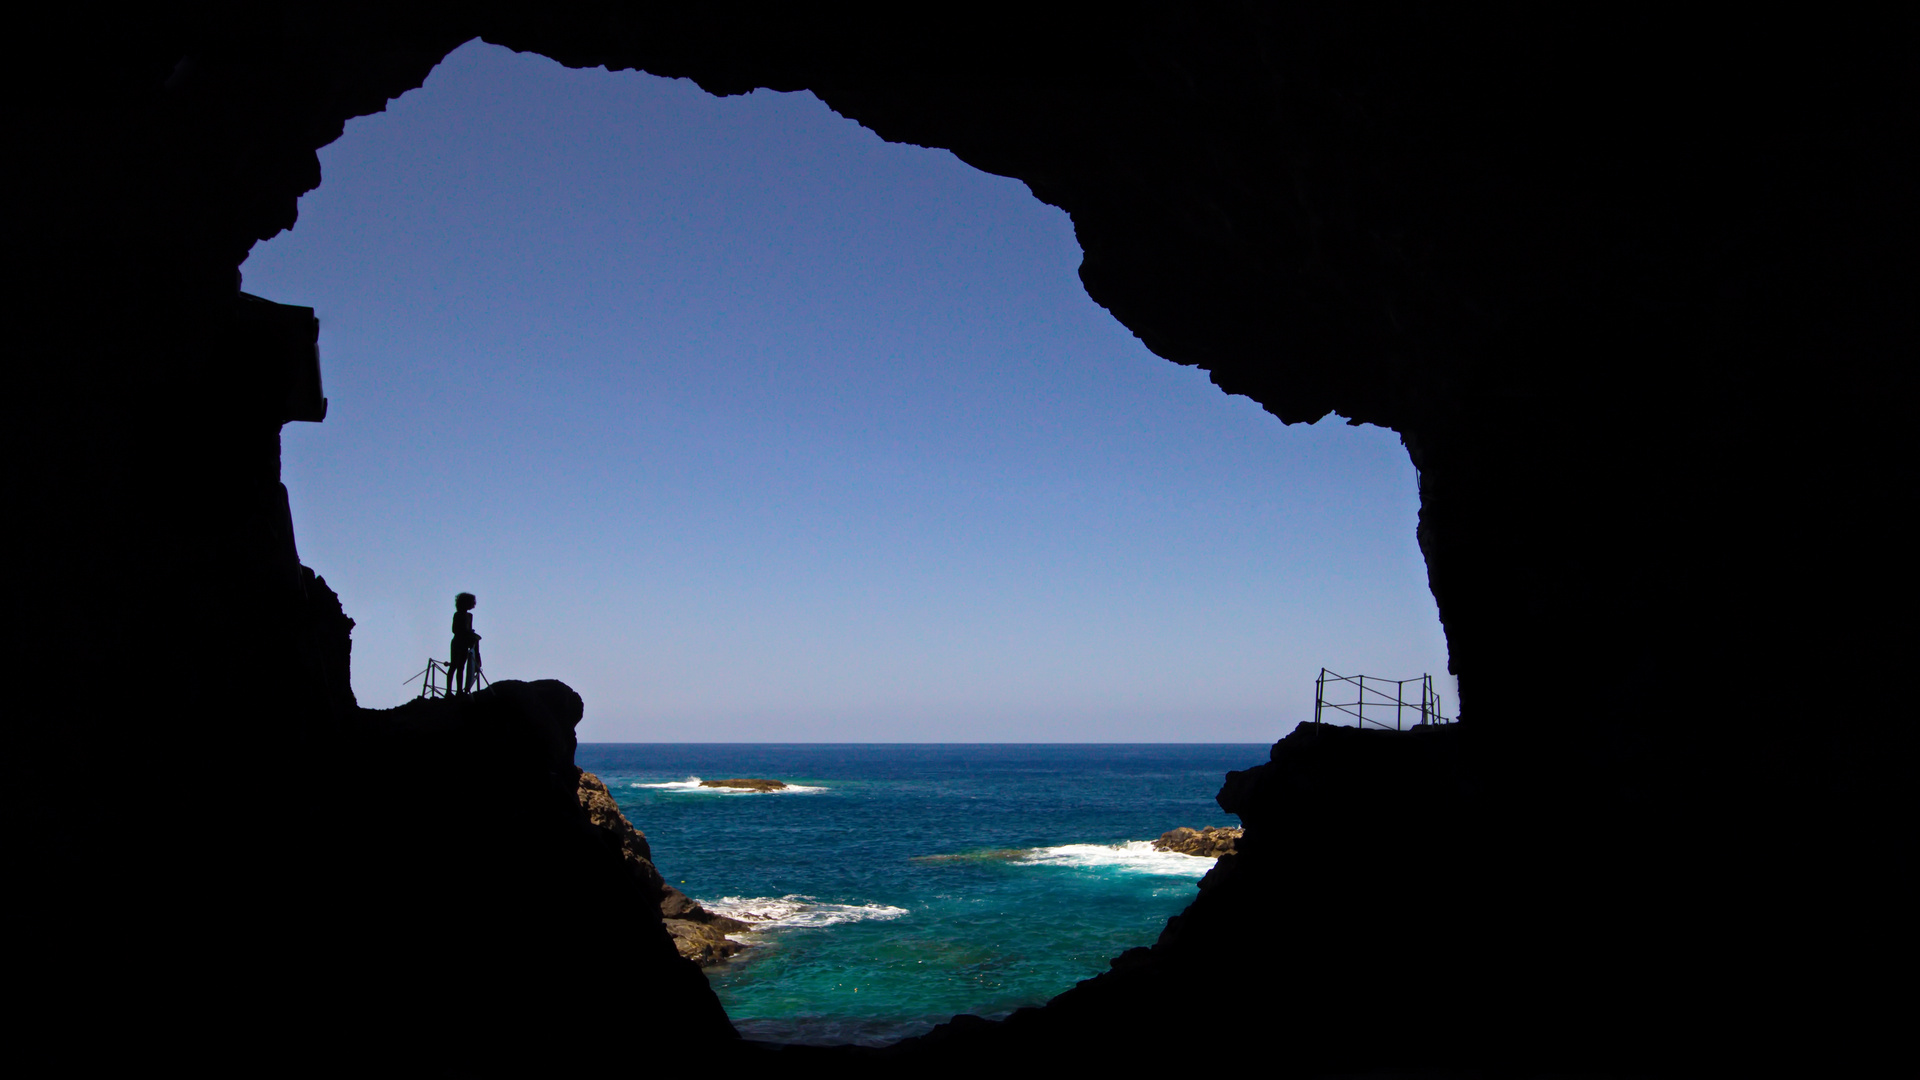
[1151,826,1242,857]
[909,849,1030,863]
[699,778,788,791]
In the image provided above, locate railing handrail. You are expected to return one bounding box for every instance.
[1312,666,1452,729]
[404,651,489,700]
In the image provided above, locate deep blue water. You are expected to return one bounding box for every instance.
[576,743,1265,1045]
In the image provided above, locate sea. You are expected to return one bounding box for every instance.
[576,743,1267,1046]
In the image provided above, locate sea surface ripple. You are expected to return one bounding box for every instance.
[577,742,1264,1046]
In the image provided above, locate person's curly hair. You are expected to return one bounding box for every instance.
[454,592,476,610]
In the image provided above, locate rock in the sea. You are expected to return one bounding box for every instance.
[578,769,749,964]
[909,849,1029,863]
[664,916,755,966]
[698,778,787,791]
[1152,826,1242,857]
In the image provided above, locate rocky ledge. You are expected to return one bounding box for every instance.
[1152,826,1242,857]
[699,778,787,791]
[577,770,752,965]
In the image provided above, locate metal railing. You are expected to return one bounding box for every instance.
[404,651,488,700]
[1313,668,1452,730]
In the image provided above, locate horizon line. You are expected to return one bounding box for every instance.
[575,740,1278,746]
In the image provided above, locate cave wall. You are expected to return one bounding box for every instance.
[10,1,1904,1067]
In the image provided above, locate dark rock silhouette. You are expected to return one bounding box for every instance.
[11,4,1902,1071]
[578,769,751,964]
[318,680,738,1055]
[898,723,1491,1068]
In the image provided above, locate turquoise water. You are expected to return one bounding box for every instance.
[577,743,1264,1045]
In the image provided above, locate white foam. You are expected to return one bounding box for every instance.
[633,776,707,790]
[1017,840,1217,877]
[698,894,910,930]
[630,776,826,794]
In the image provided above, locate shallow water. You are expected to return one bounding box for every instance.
[578,743,1263,1045]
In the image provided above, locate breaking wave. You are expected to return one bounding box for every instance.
[699,894,911,931]
[1016,841,1217,877]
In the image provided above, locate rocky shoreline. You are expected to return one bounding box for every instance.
[1150,826,1242,858]
[576,770,751,965]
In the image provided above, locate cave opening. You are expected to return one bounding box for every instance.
[240,38,1454,1045]
[12,6,1901,1066]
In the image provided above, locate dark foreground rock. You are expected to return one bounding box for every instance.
[313,680,739,1056]
[891,724,1490,1069]
[1151,826,1241,857]
[699,778,788,791]
[578,770,751,964]
[15,6,1901,1073]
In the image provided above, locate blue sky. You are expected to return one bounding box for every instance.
[241,40,1452,742]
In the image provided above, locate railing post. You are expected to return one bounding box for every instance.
[1315,668,1325,726]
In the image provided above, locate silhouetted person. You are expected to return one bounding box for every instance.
[449,592,482,697]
